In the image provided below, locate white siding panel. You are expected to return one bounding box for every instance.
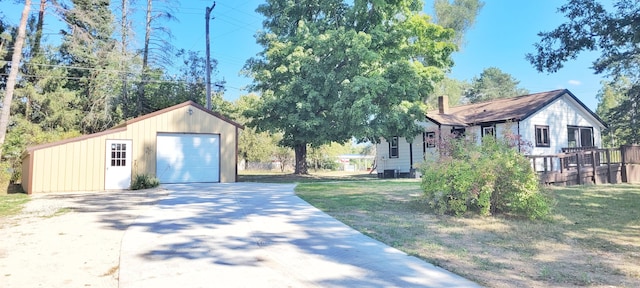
[376,120,446,173]
[376,136,411,173]
[410,134,425,168]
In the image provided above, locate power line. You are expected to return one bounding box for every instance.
[0,72,246,91]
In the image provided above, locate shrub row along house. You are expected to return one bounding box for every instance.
[375,89,608,178]
[21,101,243,194]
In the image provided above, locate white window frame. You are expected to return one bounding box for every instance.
[481,125,496,139]
[567,126,594,148]
[423,132,436,152]
[389,136,399,158]
[535,125,550,147]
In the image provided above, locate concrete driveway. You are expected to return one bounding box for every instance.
[119,183,479,287]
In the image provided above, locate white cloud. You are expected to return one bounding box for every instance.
[568,80,582,86]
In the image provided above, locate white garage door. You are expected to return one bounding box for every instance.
[156,133,220,183]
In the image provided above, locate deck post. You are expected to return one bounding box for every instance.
[606,149,613,184]
[590,151,597,183]
[532,157,537,172]
[576,152,583,185]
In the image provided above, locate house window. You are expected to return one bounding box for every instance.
[389,136,399,158]
[424,132,436,151]
[567,126,594,147]
[451,128,465,138]
[535,125,550,147]
[481,125,495,138]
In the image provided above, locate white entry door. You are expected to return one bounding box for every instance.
[156,133,220,183]
[105,140,133,190]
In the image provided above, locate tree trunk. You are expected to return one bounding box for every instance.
[137,0,152,116]
[0,0,31,159]
[294,143,308,174]
[33,0,46,54]
[121,0,130,116]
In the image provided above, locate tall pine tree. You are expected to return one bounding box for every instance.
[59,0,120,133]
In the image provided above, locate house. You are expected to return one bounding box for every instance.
[375,89,607,178]
[21,101,243,194]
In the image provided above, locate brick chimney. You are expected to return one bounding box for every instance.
[438,95,449,114]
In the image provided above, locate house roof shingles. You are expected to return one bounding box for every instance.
[425,89,607,128]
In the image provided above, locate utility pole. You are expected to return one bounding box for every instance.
[205,2,216,110]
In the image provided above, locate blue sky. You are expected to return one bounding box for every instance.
[2,0,606,110]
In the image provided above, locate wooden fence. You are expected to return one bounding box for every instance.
[527,145,640,186]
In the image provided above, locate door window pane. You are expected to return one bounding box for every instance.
[110,141,128,167]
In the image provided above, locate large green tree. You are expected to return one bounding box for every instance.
[464,67,528,103]
[596,77,631,147]
[136,0,177,117]
[430,77,469,107]
[433,0,484,47]
[59,0,120,133]
[429,0,482,107]
[245,0,456,174]
[526,0,640,144]
[0,0,30,160]
[231,93,279,169]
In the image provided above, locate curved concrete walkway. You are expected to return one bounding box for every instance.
[119,183,479,287]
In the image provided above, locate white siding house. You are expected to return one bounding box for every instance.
[375,89,607,177]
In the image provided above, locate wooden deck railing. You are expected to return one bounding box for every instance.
[527,145,639,186]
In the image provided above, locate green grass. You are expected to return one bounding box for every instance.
[45,207,73,218]
[239,170,379,183]
[289,174,640,287]
[0,193,30,218]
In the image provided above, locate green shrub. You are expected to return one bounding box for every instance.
[420,134,551,220]
[130,174,160,190]
[0,161,13,186]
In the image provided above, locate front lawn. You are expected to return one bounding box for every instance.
[296,180,640,287]
[239,170,378,183]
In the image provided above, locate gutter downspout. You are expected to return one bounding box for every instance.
[438,124,442,156]
[517,120,521,153]
[409,142,413,176]
[235,127,239,182]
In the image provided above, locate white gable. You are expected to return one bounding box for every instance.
[521,94,603,155]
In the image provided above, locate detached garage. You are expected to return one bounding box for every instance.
[21,101,243,194]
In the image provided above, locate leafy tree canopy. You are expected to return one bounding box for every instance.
[429,77,469,107]
[526,0,640,144]
[433,0,484,47]
[245,0,457,174]
[464,67,528,103]
[596,77,631,147]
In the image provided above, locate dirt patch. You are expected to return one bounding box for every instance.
[0,189,167,288]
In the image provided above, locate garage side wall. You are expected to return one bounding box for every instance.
[20,153,31,194]
[28,129,128,193]
[124,105,238,183]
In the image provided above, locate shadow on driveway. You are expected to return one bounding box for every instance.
[118,183,479,287]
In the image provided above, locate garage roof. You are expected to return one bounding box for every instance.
[24,101,244,154]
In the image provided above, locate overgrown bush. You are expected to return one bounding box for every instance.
[420,133,551,220]
[130,174,160,190]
